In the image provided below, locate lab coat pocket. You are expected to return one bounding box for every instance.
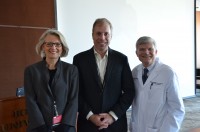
[147,127,158,132]
[148,82,164,103]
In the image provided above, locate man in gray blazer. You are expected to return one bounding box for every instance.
[73,18,135,132]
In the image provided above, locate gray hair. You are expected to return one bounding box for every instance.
[35,29,69,58]
[136,36,157,49]
[92,18,113,33]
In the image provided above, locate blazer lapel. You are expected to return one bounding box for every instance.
[41,60,50,85]
[103,48,114,89]
[88,48,103,90]
[40,59,57,98]
[51,59,61,89]
[40,61,54,97]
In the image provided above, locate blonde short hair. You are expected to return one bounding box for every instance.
[35,29,69,58]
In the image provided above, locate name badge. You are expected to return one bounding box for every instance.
[53,115,62,125]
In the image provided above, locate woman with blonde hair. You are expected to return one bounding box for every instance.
[24,29,78,132]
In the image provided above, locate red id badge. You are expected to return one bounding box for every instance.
[53,115,62,125]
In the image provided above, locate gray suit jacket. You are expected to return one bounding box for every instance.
[24,59,78,131]
[73,47,135,132]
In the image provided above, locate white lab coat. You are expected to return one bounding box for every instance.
[129,58,185,132]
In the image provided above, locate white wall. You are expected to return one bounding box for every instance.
[56,0,195,97]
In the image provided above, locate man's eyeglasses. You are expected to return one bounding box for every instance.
[44,42,62,47]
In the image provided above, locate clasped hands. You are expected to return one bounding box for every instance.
[89,113,114,130]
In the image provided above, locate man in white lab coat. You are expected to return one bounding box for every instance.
[129,36,185,132]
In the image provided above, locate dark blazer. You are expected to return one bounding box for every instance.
[24,59,78,132]
[73,47,135,132]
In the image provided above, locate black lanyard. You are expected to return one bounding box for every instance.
[48,69,59,116]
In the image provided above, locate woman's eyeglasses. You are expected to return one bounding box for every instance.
[44,42,62,47]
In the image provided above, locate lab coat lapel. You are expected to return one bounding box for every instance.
[136,66,144,86]
[143,59,162,85]
[145,71,157,85]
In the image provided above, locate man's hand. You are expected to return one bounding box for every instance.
[89,114,108,128]
[98,113,114,129]
[89,113,114,130]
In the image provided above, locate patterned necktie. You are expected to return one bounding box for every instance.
[142,68,149,84]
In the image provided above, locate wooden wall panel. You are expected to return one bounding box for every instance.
[0,28,46,98]
[0,0,55,28]
[0,0,56,98]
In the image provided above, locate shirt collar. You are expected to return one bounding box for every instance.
[93,48,108,58]
[142,57,157,72]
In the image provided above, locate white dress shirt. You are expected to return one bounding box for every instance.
[86,49,118,121]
